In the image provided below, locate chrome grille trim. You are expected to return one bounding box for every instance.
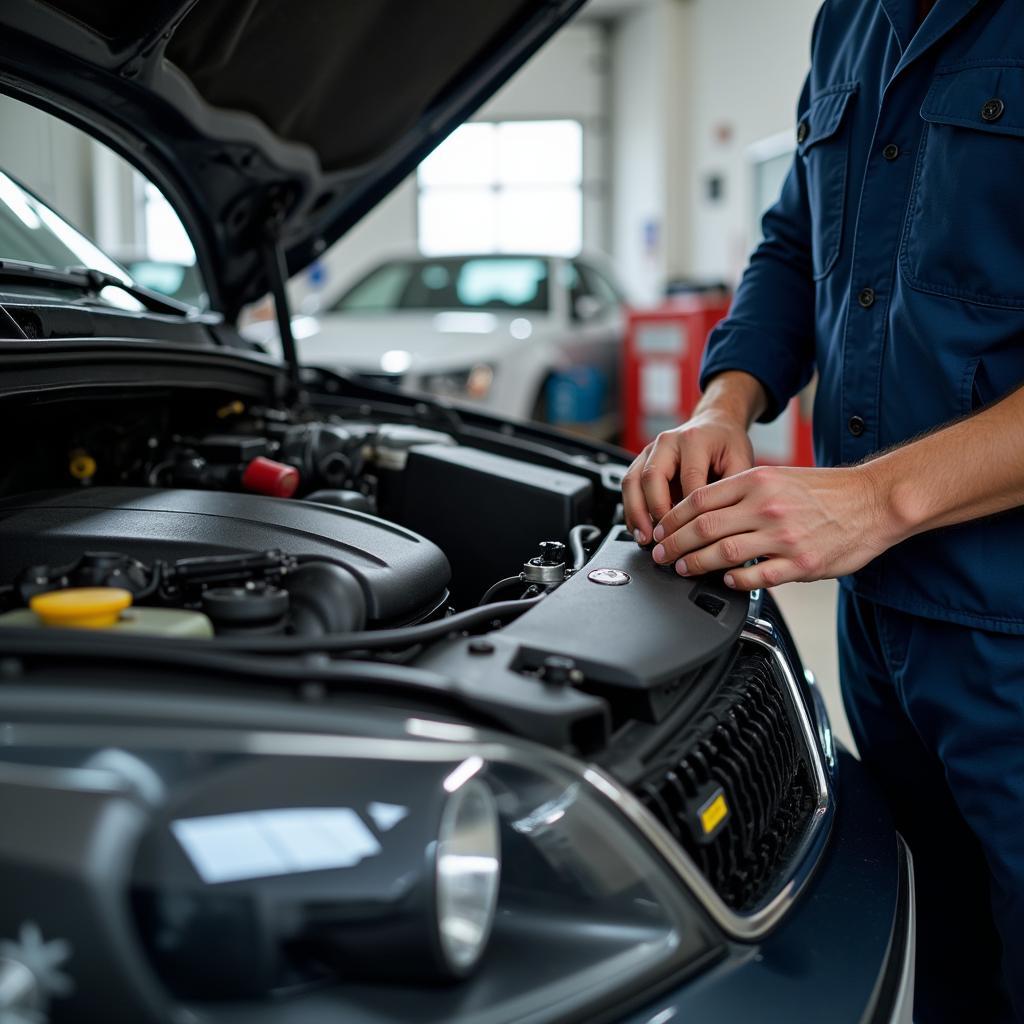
[584,620,833,941]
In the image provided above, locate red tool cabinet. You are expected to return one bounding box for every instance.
[622,296,814,466]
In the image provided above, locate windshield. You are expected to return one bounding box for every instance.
[332,256,551,314]
[0,94,208,314]
[0,170,130,282]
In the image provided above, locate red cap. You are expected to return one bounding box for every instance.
[241,456,300,498]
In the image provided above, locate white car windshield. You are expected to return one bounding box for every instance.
[332,256,551,314]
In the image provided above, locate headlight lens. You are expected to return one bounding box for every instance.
[2,724,720,1022]
[421,363,495,400]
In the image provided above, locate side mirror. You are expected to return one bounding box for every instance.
[573,295,604,323]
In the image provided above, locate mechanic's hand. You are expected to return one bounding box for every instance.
[650,464,897,590]
[622,409,754,543]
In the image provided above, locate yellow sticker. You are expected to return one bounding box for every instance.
[699,792,729,835]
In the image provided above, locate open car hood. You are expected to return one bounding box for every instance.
[0,0,586,318]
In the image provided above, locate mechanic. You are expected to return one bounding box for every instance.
[621,0,1024,1020]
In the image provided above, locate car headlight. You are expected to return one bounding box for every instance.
[421,363,495,400]
[17,722,717,1020]
[436,772,501,974]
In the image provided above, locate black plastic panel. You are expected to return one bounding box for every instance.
[0,488,450,625]
[502,529,747,690]
[387,444,593,606]
[414,529,747,751]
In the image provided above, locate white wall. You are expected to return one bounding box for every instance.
[0,95,95,235]
[687,0,820,283]
[606,0,817,301]
[607,0,696,305]
[609,3,665,304]
[296,23,611,309]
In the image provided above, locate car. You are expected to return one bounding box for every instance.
[0,3,912,1024]
[243,251,627,436]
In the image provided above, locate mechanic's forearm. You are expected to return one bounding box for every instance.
[697,371,768,428]
[861,384,1024,543]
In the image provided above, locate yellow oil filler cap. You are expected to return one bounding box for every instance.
[30,587,133,629]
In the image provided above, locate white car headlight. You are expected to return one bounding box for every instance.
[421,363,495,400]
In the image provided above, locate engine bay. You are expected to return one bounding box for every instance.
[0,392,608,614]
[0,386,748,762]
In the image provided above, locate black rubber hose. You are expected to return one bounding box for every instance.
[0,629,454,690]
[0,629,500,725]
[569,524,602,570]
[477,576,525,606]
[225,595,542,654]
[6,595,541,658]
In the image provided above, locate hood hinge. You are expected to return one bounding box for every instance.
[263,197,303,404]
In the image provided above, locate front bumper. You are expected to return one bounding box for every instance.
[619,746,915,1024]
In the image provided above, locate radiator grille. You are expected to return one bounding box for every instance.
[636,646,817,911]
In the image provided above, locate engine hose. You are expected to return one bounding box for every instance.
[568,524,602,571]
[0,628,487,717]
[189,595,542,655]
[477,576,526,606]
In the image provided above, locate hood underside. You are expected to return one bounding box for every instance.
[0,0,586,317]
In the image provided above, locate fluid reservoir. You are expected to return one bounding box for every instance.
[0,587,213,637]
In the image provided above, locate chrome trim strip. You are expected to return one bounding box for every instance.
[888,838,916,1024]
[805,669,837,775]
[743,625,833,822]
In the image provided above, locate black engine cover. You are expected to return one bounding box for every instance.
[413,527,749,751]
[0,488,450,626]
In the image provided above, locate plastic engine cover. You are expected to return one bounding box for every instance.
[0,488,450,626]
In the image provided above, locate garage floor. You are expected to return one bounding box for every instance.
[772,579,857,755]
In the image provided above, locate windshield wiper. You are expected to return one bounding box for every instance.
[0,260,197,317]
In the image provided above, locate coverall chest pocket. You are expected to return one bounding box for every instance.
[797,83,857,280]
[901,63,1024,308]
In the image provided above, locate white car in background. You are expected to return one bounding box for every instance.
[249,253,627,434]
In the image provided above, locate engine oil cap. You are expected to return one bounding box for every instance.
[587,568,630,586]
[30,586,133,629]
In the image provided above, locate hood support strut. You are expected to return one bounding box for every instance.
[263,203,302,402]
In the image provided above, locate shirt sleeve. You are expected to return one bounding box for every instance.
[699,73,817,423]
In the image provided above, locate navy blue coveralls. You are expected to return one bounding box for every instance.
[700,0,1024,1019]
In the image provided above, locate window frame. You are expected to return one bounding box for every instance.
[415,117,585,258]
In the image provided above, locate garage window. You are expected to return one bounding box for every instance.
[418,120,582,257]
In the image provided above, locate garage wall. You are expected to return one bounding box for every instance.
[686,0,820,283]
[608,4,665,305]
[0,94,95,235]
[295,23,611,310]
[607,0,695,305]
[606,0,818,301]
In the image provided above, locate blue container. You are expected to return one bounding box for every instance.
[546,367,607,424]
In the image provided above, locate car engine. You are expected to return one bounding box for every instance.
[0,397,607,627]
